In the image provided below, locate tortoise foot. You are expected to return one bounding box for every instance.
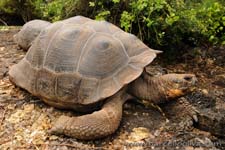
[162,97,199,130]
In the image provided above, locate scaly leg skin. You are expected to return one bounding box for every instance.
[50,90,130,140]
[162,97,198,130]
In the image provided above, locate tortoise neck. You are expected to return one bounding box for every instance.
[106,87,132,105]
[128,73,168,104]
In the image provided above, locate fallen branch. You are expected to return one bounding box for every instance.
[0,108,6,125]
[0,18,8,26]
[0,139,11,145]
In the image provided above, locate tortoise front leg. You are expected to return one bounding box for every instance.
[162,97,198,130]
[50,89,130,140]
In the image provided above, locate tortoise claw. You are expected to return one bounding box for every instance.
[193,114,198,123]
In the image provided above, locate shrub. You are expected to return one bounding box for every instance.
[197,0,225,45]
[119,0,225,49]
[0,0,36,22]
[0,0,224,50]
[34,0,65,22]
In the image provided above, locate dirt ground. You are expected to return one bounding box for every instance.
[0,28,224,150]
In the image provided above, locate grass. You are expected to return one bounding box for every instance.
[0,26,21,31]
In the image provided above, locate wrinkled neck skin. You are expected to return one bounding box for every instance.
[128,73,173,104]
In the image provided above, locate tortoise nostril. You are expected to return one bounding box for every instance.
[184,76,193,81]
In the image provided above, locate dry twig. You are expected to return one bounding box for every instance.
[0,108,6,125]
[0,139,11,145]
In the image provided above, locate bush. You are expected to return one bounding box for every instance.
[0,0,224,50]
[101,0,225,49]
[34,0,93,22]
[196,0,225,45]
[0,0,81,22]
[76,0,225,50]
[33,0,65,22]
[0,0,36,22]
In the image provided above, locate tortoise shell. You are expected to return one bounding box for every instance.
[14,19,51,50]
[9,16,158,110]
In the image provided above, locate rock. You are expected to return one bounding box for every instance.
[196,108,225,137]
[206,58,214,65]
[127,127,153,142]
[201,89,208,95]
[185,146,194,150]
[213,74,225,88]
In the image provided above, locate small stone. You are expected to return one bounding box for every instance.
[7,104,16,110]
[142,112,149,116]
[24,104,34,112]
[127,127,153,142]
[185,146,194,150]
[49,135,58,140]
[0,47,5,51]
[47,107,54,113]
[201,89,208,95]
[194,147,204,150]
[206,58,214,65]
[153,130,161,137]
[57,145,68,150]
[133,112,138,116]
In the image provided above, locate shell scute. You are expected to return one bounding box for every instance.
[78,33,129,79]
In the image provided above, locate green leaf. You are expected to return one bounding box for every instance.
[112,0,120,3]
[89,2,95,7]
[95,10,110,21]
[120,11,134,32]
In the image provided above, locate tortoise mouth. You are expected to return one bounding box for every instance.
[166,89,185,99]
[166,87,196,99]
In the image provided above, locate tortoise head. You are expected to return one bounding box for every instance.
[159,74,197,99]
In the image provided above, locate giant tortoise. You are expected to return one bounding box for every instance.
[9,16,197,140]
[14,19,51,50]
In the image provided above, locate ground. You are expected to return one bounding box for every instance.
[0,28,224,150]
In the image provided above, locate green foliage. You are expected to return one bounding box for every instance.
[120,11,134,32]
[0,0,224,49]
[0,0,36,22]
[0,0,81,22]
[197,0,225,45]
[117,0,225,48]
[95,10,111,21]
[34,0,84,22]
[112,0,120,3]
[87,0,125,21]
[121,0,180,45]
[34,0,65,22]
